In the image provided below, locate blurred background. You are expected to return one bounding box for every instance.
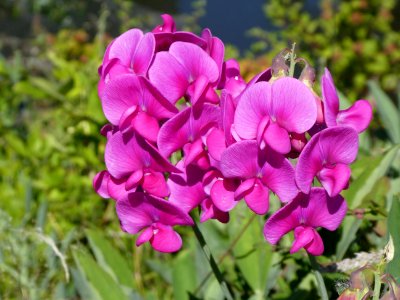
[0,0,399,299]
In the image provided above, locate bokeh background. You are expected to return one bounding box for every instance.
[1,0,399,299]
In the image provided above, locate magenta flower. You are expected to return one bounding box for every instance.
[98,29,155,96]
[157,104,220,163]
[322,68,372,133]
[148,41,220,105]
[220,140,298,214]
[105,131,179,197]
[296,126,359,197]
[116,192,193,253]
[234,78,317,154]
[93,170,131,201]
[101,74,177,142]
[264,188,347,256]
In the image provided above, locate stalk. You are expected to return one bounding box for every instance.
[308,254,329,300]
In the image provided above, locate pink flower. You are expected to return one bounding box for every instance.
[220,140,298,214]
[116,192,193,253]
[322,68,372,133]
[296,126,359,197]
[234,78,317,154]
[264,188,347,256]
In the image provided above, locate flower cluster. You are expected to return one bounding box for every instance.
[93,15,372,255]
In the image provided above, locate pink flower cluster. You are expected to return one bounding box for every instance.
[93,15,373,255]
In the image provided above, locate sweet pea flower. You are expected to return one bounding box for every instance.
[234,78,317,154]
[157,104,220,167]
[296,126,359,197]
[264,188,347,256]
[98,29,155,97]
[116,192,194,253]
[105,131,180,197]
[148,41,220,105]
[101,74,177,142]
[168,162,230,223]
[322,68,372,133]
[220,140,298,214]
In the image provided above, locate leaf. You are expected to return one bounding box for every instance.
[345,145,400,209]
[172,249,197,300]
[387,195,400,282]
[368,80,400,144]
[336,217,363,260]
[86,229,135,288]
[73,249,129,300]
[70,267,100,300]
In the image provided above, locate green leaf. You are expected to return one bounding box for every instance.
[368,80,400,144]
[345,145,400,209]
[73,249,129,300]
[86,230,135,288]
[387,195,400,282]
[336,217,363,261]
[172,249,197,300]
[229,204,277,296]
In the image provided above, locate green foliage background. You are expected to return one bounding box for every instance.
[0,0,399,299]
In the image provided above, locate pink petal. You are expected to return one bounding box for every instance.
[206,128,226,162]
[304,230,324,256]
[220,140,259,179]
[119,105,139,133]
[125,169,144,190]
[221,92,236,145]
[264,196,302,244]
[150,224,183,253]
[263,122,291,154]
[234,82,271,139]
[290,226,314,254]
[302,188,347,231]
[108,176,129,201]
[200,198,230,223]
[102,75,142,125]
[168,162,206,212]
[158,105,220,158]
[187,75,209,106]
[234,178,256,200]
[132,32,155,75]
[152,14,176,33]
[260,151,298,202]
[296,127,358,194]
[136,227,153,246]
[109,29,143,66]
[270,77,317,133]
[318,164,351,197]
[210,179,238,212]
[244,179,270,215]
[132,112,160,143]
[169,42,219,84]
[142,171,169,197]
[93,171,111,198]
[184,138,205,167]
[148,51,189,103]
[337,100,373,133]
[321,68,340,127]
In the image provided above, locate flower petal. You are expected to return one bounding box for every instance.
[220,140,259,179]
[132,32,155,75]
[263,122,291,154]
[148,52,189,103]
[109,29,143,66]
[337,100,373,133]
[210,179,238,212]
[93,171,111,198]
[244,180,269,215]
[305,230,324,256]
[234,82,271,139]
[206,128,226,162]
[150,224,183,253]
[132,112,160,143]
[290,226,314,254]
[270,77,317,133]
[318,163,351,197]
[321,68,340,127]
[142,171,169,197]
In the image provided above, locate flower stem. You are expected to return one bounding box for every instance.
[372,267,382,300]
[192,221,234,300]
[308,254,329,300]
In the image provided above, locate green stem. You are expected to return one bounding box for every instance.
[308,254,329,300]
[288,42,297,77]
[372,269,382,300]
[192,221,234,300]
